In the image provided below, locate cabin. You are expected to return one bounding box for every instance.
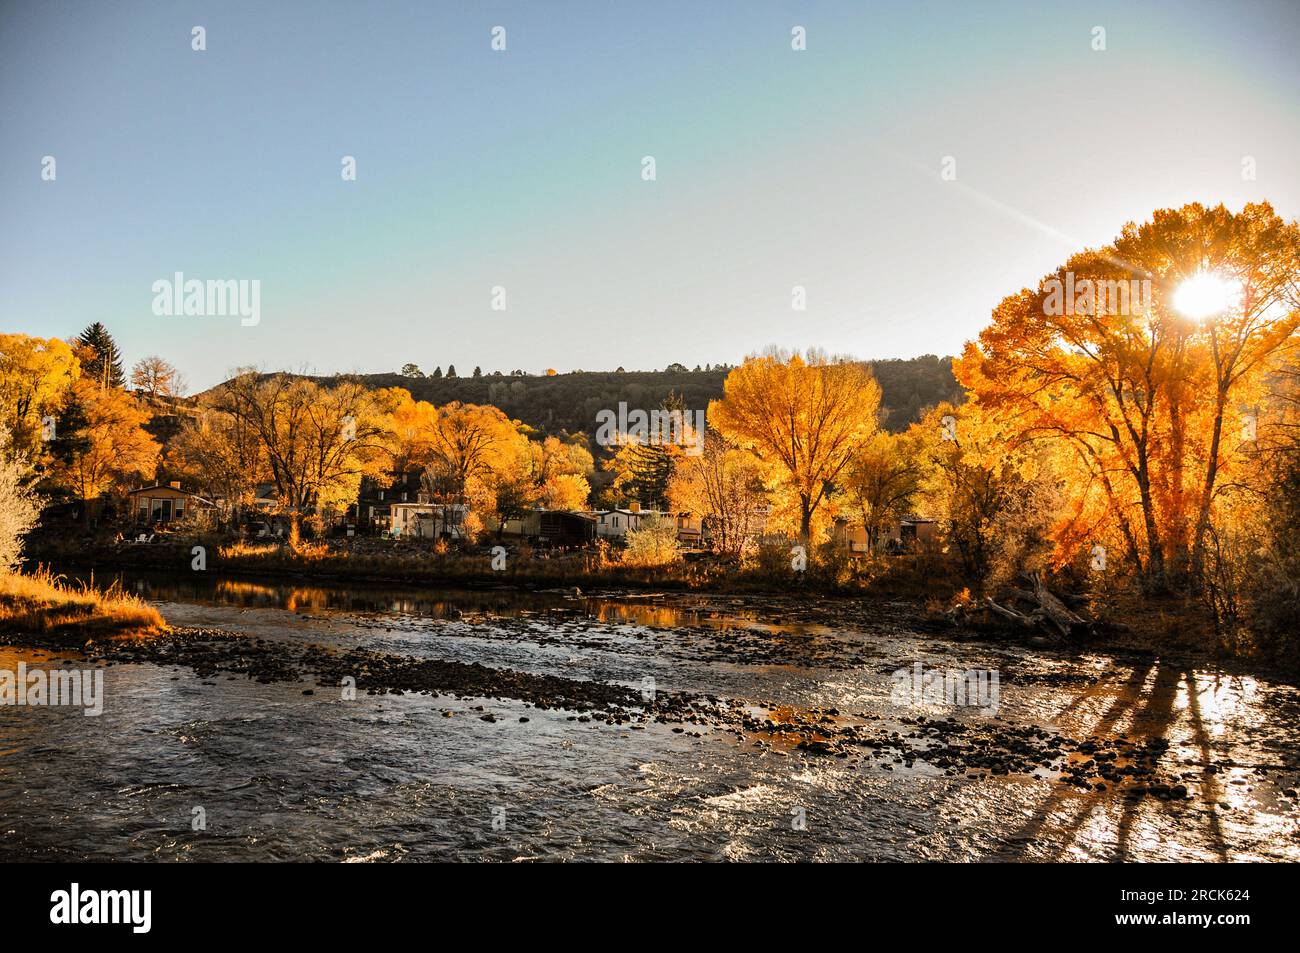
[389,502,469,540]
[832,519,872,553]
[898,517,938,547]
[497,509,596,546]
[833,515,940,554]
[590,503,664,538]
[127,482,216,525]
[350,471,423,532]
[673,512,705,548]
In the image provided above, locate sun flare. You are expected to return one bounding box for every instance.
[1173,271,1240,320]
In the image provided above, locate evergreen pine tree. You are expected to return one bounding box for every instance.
[77,322,125,388]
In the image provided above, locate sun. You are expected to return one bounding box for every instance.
[1173,271,1240,320]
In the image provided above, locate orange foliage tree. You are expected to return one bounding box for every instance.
[710,349,880,540]
[956,202,1300,591]
[51,380,160,502]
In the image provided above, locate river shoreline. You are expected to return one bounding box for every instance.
[4,573,1300,861]
[24,545,1300,685]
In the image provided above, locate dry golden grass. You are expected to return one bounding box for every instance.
[0,568,166,638]
[217,540,282,559]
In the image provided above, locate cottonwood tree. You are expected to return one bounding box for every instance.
[666,429,767,556]
[49,379,160,504]
[914,402,1061,585]
[210,372,391,544]
[958,202,1300,592]
[378,388,437,474]
[0,428,41,571]
[168,408,267,523]
[0,333,80,460]
[418,401,529,510]
[130,356,185,401]
[531,436,593,510]
[710,349,880,541]
[839,430,927,551]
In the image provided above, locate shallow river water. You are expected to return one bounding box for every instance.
[2,572,1298,862]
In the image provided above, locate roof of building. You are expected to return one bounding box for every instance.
[127,484,215,506]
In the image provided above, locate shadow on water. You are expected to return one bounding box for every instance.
[1005,661,1253,861]
[7,568,1295,861]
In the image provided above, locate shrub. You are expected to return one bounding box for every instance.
[622,515,682,567]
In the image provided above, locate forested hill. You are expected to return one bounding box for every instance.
[217,355,964,439]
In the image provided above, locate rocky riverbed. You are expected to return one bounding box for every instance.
[2,572,1299,861]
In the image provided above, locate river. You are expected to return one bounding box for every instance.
[2,571,1298,861]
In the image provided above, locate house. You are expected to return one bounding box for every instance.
[350,471,423,532]
[672,512,705,547]
[127,482,215,525]
[832,515,940,553]
[389,502,469,540]
[898,517,938,547]
[832,519,872,553]
[590,502,667,539]
[497,509,596,546]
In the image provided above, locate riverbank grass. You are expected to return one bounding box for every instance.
[0,569,166,638]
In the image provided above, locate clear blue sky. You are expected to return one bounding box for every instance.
[3,0,1298,390]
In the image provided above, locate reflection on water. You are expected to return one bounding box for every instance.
[2,570,1298,862]
[72,569,800,633]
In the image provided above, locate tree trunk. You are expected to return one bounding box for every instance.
[1189,383,1229,589]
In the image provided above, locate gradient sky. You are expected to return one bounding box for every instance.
[3,0,1299,390]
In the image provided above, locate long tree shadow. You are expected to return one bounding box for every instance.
[1129,667,1231,861]
[992,659,1158,858]
[997,658,1230,861]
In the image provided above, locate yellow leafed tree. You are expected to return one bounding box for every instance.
[51,379,160,501]
[710,348,880,540]
[956,201,1300,591]
[0,334,80,459]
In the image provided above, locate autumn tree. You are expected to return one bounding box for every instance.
[0,427,41,571]
[666,429,768,556]
[912,403,1061,584]
[0,333,80,459]
[531,436,593,510]
[839,429,926,551]
[418,401,530,509]
[130,355,185,401]
[50,379,160,503]
[710,349,881,540]
[957,202,1300,592]
[209,372,391,543]
[167,408,267,522]
[377,388,437,474]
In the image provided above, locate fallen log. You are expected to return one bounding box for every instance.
[1027,572,1087,639]
[984,596,1040,629]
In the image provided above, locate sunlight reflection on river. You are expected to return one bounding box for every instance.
[1,571,1297,861]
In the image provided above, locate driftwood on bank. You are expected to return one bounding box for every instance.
[947,572,1091,644]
